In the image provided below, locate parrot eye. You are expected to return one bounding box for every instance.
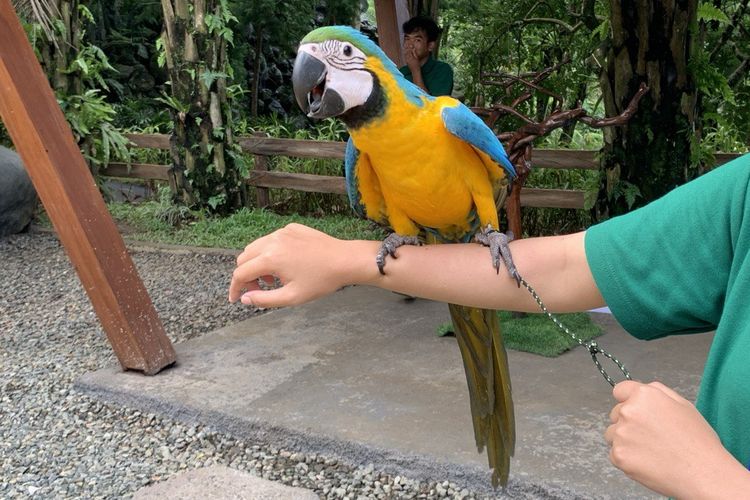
[343,45,352,57]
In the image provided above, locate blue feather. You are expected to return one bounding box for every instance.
[344,137,366,218]
[442,103,516,178]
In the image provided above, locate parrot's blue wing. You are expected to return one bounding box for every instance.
[344,137,366,218]
[441,103,516,178]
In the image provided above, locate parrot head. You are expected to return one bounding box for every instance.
[292,26,415,126]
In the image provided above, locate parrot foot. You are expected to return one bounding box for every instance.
[474,225,521,286]
[376,233,421,275]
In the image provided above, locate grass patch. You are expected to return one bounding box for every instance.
[106,201,386,249]
[438,311,603,357]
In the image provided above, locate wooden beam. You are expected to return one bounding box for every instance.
[520,188,584,209]
[247,171,347,194]
[244,171,587,209]
[238,137,346,159]
[374,0,411,66]
[125,133,170,149]
[105,162,171,180]
[0,1,176,375]
[251,133,271,208]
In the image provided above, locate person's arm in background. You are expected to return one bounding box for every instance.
[404,46,429,93]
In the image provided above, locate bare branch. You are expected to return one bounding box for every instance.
[513,17,583,33]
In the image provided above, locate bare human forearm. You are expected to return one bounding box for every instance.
[410,68,429,93]
[228,223,604,312]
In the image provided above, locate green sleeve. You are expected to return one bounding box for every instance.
[584,155,750,340]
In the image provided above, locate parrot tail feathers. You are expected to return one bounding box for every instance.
[448,304,515,488]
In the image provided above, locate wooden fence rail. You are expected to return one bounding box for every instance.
[106,133,742,211]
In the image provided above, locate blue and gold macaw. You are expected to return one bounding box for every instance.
[292,26,519,487]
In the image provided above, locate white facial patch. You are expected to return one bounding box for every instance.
[324,64,373,112]
[298,41,374,113]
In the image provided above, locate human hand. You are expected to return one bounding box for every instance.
[228,223,368,308]
[606,380,750,498]
[404,46,421,72]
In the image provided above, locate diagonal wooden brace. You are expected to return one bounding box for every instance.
[0,0,176,375]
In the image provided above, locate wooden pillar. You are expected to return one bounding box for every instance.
[252,132,271,208]
[0,0,176,375]
[374,0,411,66]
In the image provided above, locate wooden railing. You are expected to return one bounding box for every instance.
[105,133,743,210]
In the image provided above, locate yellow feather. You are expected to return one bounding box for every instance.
[349,58,515,487]
[348,58,507,238]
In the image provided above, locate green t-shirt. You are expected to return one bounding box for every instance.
[399,55,454,96]
[585,154,750,470]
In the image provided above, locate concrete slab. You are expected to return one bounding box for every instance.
[76,285,712,499]
[133,465,318,499]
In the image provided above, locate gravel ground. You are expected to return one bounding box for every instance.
[0,231,522,499]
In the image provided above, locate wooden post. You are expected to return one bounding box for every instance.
[374,0,411,66]
[0,0,176,375]
[252,132,271,208]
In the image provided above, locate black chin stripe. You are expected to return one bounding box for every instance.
[340,71,386,130]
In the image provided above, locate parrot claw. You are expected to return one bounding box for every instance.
[376,233,421,274]
[474,225,521,287]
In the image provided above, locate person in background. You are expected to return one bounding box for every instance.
[398,16,453,96]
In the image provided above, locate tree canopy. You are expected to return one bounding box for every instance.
[5,0,749,218]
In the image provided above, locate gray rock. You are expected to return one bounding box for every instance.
[133,465,319,500]
[0,146,37,237]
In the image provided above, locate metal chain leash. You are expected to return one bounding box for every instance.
[517,276,632,387]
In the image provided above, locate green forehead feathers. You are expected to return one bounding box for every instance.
[300,26,396,70]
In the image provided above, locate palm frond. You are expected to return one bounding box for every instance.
[12,0,60,41]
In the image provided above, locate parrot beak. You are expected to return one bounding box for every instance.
[292,49,345,119]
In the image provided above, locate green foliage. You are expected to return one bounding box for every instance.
[207,0,239,44]
[697,3,730,23]
[85,0,166,100]
[199,70,230,89]
[441,0,603,119]
[151,187,195,226]
[21,2,132,171]
[58,87,131,170]
[689,50,735,104]
[695,1,750,153]
[437,311,603,357]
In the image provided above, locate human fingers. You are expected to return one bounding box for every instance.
[229,255,274,302]
[612,380,643,403]
[609,402,623,423]
[604,422,616,445]
[240,283,301,308]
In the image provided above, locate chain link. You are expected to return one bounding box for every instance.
[518,277,632,387]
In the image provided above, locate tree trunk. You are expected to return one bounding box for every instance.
[250,28,262,118]
[160,0,243,213]
[596,0,699,218]
[34,1,94,171]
